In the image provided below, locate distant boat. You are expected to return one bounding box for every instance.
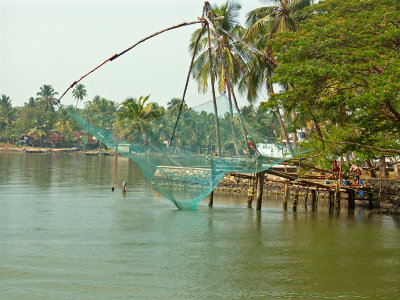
[100,151,113,156]
[85,151,99,156]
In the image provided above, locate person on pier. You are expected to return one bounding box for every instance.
[247,135,261,157]
[350,165,362,185]
[332,159,340,179]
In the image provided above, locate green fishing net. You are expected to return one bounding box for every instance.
[67,94,299,209]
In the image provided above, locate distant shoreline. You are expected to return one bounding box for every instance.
[0,145,79,153]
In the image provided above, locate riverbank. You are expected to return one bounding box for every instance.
[0,145,115,154]
[0,145,79,153]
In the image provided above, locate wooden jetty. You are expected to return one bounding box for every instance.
[229,166,374,212]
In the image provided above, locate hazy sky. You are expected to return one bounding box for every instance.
[1,0,267,108]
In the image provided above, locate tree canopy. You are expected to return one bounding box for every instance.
[268,0,400,158]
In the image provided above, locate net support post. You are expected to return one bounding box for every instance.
[256,172,264,211]
[311,189,317,211]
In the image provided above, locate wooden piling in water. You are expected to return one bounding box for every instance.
[293,191,298,212]
[368,190,373,209]
[329,191,334,211]
[335,191,341,210]
[311,189,317,211]
[256,172,264,211]
[304,188,309,209]
[348,189,355,209]
[247,175,254,208]
[283,181,289,210]
[208,191,214,207]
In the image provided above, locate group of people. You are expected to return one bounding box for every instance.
[332,159,362,184]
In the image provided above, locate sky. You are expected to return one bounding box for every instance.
[0,0,267,109]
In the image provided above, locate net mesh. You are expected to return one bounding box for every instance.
[67,94,300,210]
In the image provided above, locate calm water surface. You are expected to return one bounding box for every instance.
[1,152,399,299]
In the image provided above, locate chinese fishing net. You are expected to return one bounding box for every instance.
[67,94,300,210]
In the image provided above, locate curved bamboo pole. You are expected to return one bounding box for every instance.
[169,25,206,146]
[58,20,202,104]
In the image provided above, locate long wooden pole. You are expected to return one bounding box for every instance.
[206,24,222,156]
[204,15,239,156]
[226,77,249,153]
[170,25,206,145]
[205,15,249,155]
[58,20,202,104]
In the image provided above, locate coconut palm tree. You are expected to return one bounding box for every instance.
[167,98,188,115]
[0,94,16,142]
[190,1,246,93]
[116,95,161,144]
[36,85,58,113]
[242,0,313,153]
[72,84,87,108]
[190,1,248,155]
[245,0,312,44]
[25,97,36,108]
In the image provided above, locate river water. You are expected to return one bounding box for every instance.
[0,152,399,299]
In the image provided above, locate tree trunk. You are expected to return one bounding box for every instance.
[266,70,294,156]
[205,16,239,156]
[345,152,351,166]
[366,159,377,178]
[390,157,399,177]
[228,79,249,154]
[206,25,222,156]
[227,86,239,156]
[291,110,297,145]
[379,156,389,179]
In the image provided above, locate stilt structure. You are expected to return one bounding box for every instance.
[348,189,355,209]
[311,189,317,211]
[304,188,309,209]
[329,191,334,212]
[208,191,214,207]
[283,181,289,210]
[247,175,255,208]
[256,172,264,210]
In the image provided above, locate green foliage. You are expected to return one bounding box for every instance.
[72,84,87,108]
[190,0,246,93]
[116,95,162,144]
[0,94,17,142]
[269,0,400,159]
[36,85,58,113]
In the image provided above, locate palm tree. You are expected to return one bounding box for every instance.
[190,1,246,92]
[243,0,313,153]
[190,1,247,155]
[72,84,87,108]
[36,85,58,113]
[0,94,16,142]
[25,97,36,108]
[245,0,312,44]
[116,95,161,144]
